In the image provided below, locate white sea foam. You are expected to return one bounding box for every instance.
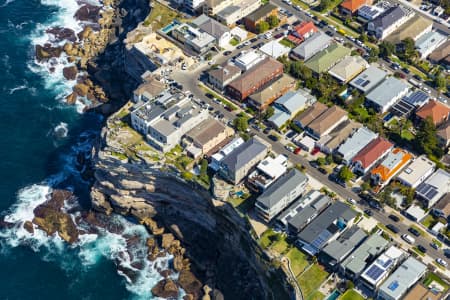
[53,122,69,138]
[8,85,27,94]
[0,0,15,8]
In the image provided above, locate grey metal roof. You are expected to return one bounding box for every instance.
[371,6,407,31]
[292,32,332,60]
[221,136,269,175]
[257,169,308,209]
[338,127,378,162]
[366,77,410,109]
[269,108,291,128]
[341,234,389,275]
[275,90,316,115]
[378,257,427,300]
[321,226,367,261]
[287,195,331,231]
[298,201,357,244]
[350,65,387,93]
[194,15,230,40]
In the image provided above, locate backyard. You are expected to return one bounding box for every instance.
[340,289,364,300]
[297,264,329,299]
[143,2,181,30]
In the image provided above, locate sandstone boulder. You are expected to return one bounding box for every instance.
[73,83,89,97]
[161,233,175,250]
[35,44,63,61]
[46,27,77,42]
[63,66,78,80]
[151,279,179,299]
[23,221,34,234]
[178,270,202,299]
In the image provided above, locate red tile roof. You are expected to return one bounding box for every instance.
[352,137,393,169]
[416,100,450,126]
[340,0,367,13]
[294,22,318,38]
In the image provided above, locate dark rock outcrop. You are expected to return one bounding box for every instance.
[151,278,179,299]
[63,66,78,80]
[46,27,77,42]
[35,44,63,61]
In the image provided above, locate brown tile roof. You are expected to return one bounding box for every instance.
[340,0,367,13]
[186,117,231,146]
[208,62,241,83]
[307,105,347,135]
[434,193,450,216]
[403,284,442,300]
[416,100,450,126]
[437,121,450,141]
[324,119,362,150]
[429,40,450,63]
[228,57,283,93]
[135,78,166,98]
[249,74,296,105]
[351,137,393,169]
[384,15,432,44]
[295,102,328,127]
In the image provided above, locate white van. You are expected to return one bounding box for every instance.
[402,234,415,244]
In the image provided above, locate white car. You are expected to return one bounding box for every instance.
[347,198,357,205]
[436,258,448,267]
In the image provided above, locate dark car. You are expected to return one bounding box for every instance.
[444,248,450,258]
[257,42,265,48]
[205,93,214,99]
[274,33,284,39]
[223,50,232,56]
[417,245,427,253]
[408,227,421,237]
[386,224,400,234]
[319,20,328,27]
[369,200,382,211]
[250,38,258,43]
[263,127,271,134]
[364,209,373,216]
[325,31,334,36]
[389,214,400,222]
[402,67,410,74]
[292,20,301,26]
[237,44,245,49]
[431,242,440,250]
[268,134,279,142]
[318,167,327,174]
[413,74,422,81]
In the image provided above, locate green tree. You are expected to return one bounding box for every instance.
[256,21,270,33]
[199,159,209,184]
[264,106,275,120]
[379,41,395,58]
[318,0,332,11]
[233,115,249,132]
[325,154,334,165]
[267,15,279,29]
[361,181,371,192]
[434,74,447,92]
[338,166,354,182]
[317,157,326,166]
[368,46,379,63]
[360,32,368,43]
[379,185,395,207]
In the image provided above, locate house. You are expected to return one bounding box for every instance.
[277,192,331,234]
[384,15,432,45]
[269,89,316,129]
[227,57,284,101]
[340,0,370,16]
[340,234,389,280]
[209,137,244,171]
[402,90,430,108]
[244,3,278,33]
[415,31,448,59]
[437,121,450,148]
[288,21,318,44]
[294,101,328,129]
[290,32,333,61]
[316,120,362,154]
[360,246,406,291]
[319,226,367,269]
[428,40,450,64]
[305,44,351,75]
[247,154,287,190]
[351,137,394,174]
[171,22,216,54]
[297,201,357,256]
[433,194,450,218]
[203,0,240,16]
[215,0,261,27]
[218,136,271,184]
[350,65,387,94]
[259,40,291,58]
[358,5,385,21]
[191,14,232,48]
[404,204,427,222]
[276,190,323,229]
[234,50,267,71]
[403,283,443,300]
[328,55,369,83]
[248,74,296,110]
[377,257,427,300]
[337,127,378,165]
[370,148,413,187]
[367,6,412,40]
[130,91,209,152]
[415,100,450,126]
[365,77,410,113]
[132,77,166,103]
[396,155,436,188]
[184,117,235,156]
[208,62,242,91]
[415,169,450,208]
[183,0,205,12]
[305,106,348,140]
[255,169,309,222]
[391,96,422,118]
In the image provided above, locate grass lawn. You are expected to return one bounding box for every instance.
[423,272,449,291]
[307,291,325,300]
[143,2,180,30]
[292,0,310,9]
[280,38,297,48]
[421,214,438,229]
[286,248,310,277]
[271,238,289,254]
[230,37,239,46]
[259,229,279,249]
[401,129,415,141]
[297,264,329,298]
[340,289,364,300]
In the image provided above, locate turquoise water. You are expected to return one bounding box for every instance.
[326,289,341,300]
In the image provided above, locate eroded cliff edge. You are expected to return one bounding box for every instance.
[89,112,291,299]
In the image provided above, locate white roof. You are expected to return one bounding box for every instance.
[361,246,404,286]
[366,77,410,109]
[338,127,378,162]
[260,39,291,58]
[299,135,316,149]
[220,137,244,156]
[416,169,450,206]
[397,155,435,187]
[350,65,387,94]
[256,154,287,179]
[235,50,264,66]
[328,56,369,82]
[415,31,447,56]
[230,26,248,40]
[405,205,426,221]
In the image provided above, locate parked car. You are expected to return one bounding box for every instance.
[431,242,440,250]
[364,209,373,216]
[417,245,427,253]
[294,147,301,155]
[318,167,327,174]
[389,214,400,222]
[402,234,415,244]
[268,134,279,142]
[369,200,382,211]
[347,198,357,205]
[250,38,258,43]
[436,258,448,267]
[263,127,271,134]
[311,147,320,155]
[223,50,232,56]
[408,227,421,237]
[444,249,450,258]
[387,224,400,234]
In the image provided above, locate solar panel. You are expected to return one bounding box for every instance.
[361,81,370,87]
[404,91,429,106]
[416,183,431,195]
[354,78,365,85]
[366,265,384,280]
[382,258,392,268]
[388,280,399,291]
[425,189,438,200]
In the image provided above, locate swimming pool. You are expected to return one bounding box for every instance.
[326,289,341,300]
[161,20,180,33]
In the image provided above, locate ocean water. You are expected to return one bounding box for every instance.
[0,1,170,299]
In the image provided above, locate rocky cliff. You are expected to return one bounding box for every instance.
[89,113,292,299]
